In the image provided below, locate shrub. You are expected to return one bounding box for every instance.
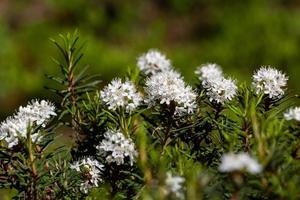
[1,32,300,200]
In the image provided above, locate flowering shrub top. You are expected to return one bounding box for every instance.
[100,78,142,113]
[96,129,138,166]
[0,100,56,148]
[1,33,300,200]
[137,49,172,75]
[252,66,288,99]
[145,70,197,115]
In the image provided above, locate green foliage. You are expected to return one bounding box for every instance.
[2,32,300,200]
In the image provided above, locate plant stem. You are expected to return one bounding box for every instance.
[67,52,76,107]
[118,108,130,137]
[251,103,265,160]
[263,97,271,112]
[242,118,250,152]
[27,128,38,200]
[161,102,176,155]
[230,191,239,200]
[231,172,243,200]
[214,103,223,121]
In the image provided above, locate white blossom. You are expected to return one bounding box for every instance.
[80,182,94,194]
[252,66,288,99]
[195,63,224,88]
[165,172,185,199]
[100,78,142,113]
[18,100,56,127]
[219,152,262,174]
[284,107,300,121]
[0,100,56,148]
[96,129,138,166]
[195,63,237,104]
[70,157,104,194]
[206,77,237,104]
[145,70,197,115]
[137,49,172,76]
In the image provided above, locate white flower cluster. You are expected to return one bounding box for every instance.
[97,129,138,166]
[137,49,171,75]
[100,78,142,113]
[195,63,237,104]
[145,70,197,115]
[252,66,288,99]
[284,107,300,121]
[195,63,223,88]
[219,152,262,174]
[0,100,56,148]
[70,157,104,194]
[165,172,185,199]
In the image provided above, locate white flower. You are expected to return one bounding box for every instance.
[70,157,104,193]
[252,66,288,99]
[219,152,262,174]
[284,107,300,121]
[137,49,172,75]
[145,70,197,115]
[96,129,138,166]
[195,63,237,104]
[165,172,185,199]
[195,63,223,88]
[0,100,56,148]
[206,77,237,104]
[80,182,94,194]
[18,100,56,127]
[100,78,142,113]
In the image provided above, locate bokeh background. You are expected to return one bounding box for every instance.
[1,0,300,120]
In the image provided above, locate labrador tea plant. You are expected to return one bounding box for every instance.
[1,32,300,200]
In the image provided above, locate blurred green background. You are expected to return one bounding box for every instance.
[1,0,300,120]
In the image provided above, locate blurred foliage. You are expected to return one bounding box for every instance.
[1,0,300,118]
